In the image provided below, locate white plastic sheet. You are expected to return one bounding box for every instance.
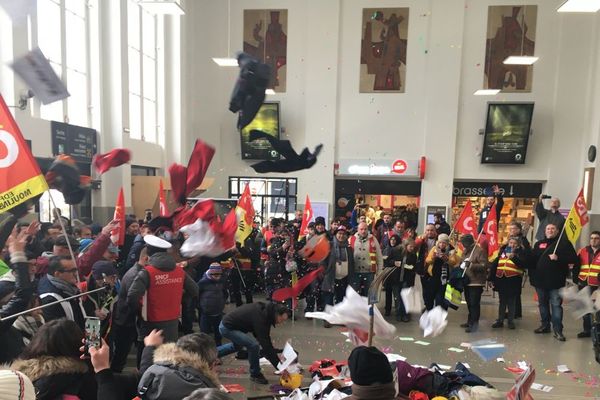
[419,306,448,337]
[400,275,424,314]
[305,286,396,341]
[559,285,597,319]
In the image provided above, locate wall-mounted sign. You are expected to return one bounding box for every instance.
[51,121,97,163]
[336,158,422,178]
[452,181,542,198]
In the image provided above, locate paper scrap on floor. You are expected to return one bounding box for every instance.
[460,342,472,348]
[414,340,430,346]
[448,347,464,353]
[531,383,553,392]
[259,357,271,366]
[398,337,415,341]
[277,342,299,372]
[557,364,571,373]
[386,353,407,362]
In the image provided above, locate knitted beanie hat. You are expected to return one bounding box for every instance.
[0,370,36,400]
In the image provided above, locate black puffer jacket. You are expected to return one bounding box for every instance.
[197,274,225,316]
[530,236,578,289]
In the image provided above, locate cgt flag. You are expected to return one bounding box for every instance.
[482,202,499,261]
[111,188,125,246]
[0,94,47,212]
[565,188,589,246]
[298,195,313,240]
[158,179,169,217]
[234,184,255,244]
[454,199,477,237]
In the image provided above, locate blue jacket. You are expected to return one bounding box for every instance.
[197,274,225,316]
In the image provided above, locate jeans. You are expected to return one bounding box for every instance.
[200,314,223,346]
[219,322,261,376]
[497,292,517,323]
[580,285,598,332]
[464,286,483,326]
[350,272,374,297]
[535,287,563,333]
[181,298,197,335]
[110,324,137,372]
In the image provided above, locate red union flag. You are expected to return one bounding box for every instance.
[454,199,477,237]
[234,184,255,243]
[298,195,313,239]
[482,203,499,261]
[0,94,47,212]
[565,188,589,246]
[158,179,169,217]
[111,188,125,246]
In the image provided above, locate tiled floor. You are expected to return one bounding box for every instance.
[214,286,600,399]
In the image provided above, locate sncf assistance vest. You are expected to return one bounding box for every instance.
[578,247,600,287]
[142,265,185,322]
[350,235,378,273]
[495,254,523,278]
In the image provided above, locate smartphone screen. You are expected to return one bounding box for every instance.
[85,317,101,351]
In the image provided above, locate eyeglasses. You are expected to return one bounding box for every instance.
[59,268,78,274]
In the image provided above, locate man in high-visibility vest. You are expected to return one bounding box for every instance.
[573,231,600,338]
[349,222,383,296]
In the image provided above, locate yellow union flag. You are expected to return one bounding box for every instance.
[234,184,255,244]
[565,188,589,246]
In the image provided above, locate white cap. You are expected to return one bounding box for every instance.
[144,234,172,249]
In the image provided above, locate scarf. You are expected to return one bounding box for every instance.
[333,238,349,262]
[47,274,80,297]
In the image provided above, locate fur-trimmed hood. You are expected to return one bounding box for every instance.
[11,356,88,382]
[153,343,219,386]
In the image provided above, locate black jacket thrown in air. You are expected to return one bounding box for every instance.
[222,301,280,368]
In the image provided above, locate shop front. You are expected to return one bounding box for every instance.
[452,181,543,244]
[334,158,425,227]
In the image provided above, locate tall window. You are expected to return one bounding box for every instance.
[36,0,93,127]
[37,0,63,121]
[128,0,159,142]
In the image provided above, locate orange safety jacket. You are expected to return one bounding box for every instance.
[495,254,523,278]
[578,246,600,287]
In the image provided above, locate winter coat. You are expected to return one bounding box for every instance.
[221,302,281,368]
[113,262,142,327]
[384,247,418,288]
[117,234,136,275]
[534,203,566,241]
[351,233,384,274]
[95,369,140,400]
[197,275,226,316]
[12,356,97,400]
[462,245,489,286]
[137,343,219,400]
[323,239,354,293]
[77,232,112,280]
[477,195,504,233]
[489,244,527,296]
[530,235,578,289]
[425,246,459,286]
[125,234,146,271]
[38,276,86,329]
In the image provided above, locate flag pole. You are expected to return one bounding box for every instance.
[48,190,81,286]
[0,287,107,321]
[552,223,567,255]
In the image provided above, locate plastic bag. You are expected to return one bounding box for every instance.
[401,275,425,314]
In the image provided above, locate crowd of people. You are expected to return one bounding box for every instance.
[0,189,597,399]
